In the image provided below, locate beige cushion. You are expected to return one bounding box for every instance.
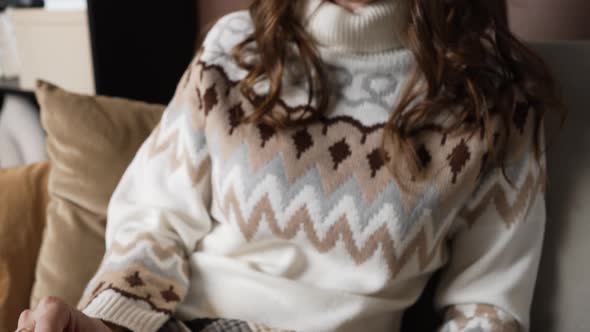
[0,162,50,331]
[31,81,165,308]
[530,41,590,331]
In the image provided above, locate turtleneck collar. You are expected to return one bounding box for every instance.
[301,0,405,54]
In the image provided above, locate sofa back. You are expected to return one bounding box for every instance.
[530,41,590,332]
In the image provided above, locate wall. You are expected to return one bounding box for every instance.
[196,0,249,37]
[508,0,590,40]
[196,1,590,41]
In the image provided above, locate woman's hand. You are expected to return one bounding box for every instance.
[17,297,113,332]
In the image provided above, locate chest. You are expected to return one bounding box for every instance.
[196,61,485,279]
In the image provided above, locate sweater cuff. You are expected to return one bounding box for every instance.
[83,289,170,332]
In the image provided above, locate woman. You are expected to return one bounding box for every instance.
[17,0,560,331]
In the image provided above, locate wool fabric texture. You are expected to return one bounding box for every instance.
[80,2,546,332]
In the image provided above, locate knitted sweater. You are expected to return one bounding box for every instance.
[80,1,546,332]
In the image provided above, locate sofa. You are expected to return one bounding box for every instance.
[0,41,588,332]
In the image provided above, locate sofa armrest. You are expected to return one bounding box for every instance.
[0,162,50,331]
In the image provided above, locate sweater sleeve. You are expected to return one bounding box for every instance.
[435,127,546,332]
[78,54,213,332]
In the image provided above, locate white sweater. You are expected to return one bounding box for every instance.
[81,1,546,331]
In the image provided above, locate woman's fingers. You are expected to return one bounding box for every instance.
[17,309,36,330]
[31,297,71,332]
[16,296,111,332]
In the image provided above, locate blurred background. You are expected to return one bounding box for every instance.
[509,0,590,40]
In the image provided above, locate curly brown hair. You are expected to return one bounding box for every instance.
[233,0,564,177]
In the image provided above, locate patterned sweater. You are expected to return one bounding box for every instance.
[80,2,546,332]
